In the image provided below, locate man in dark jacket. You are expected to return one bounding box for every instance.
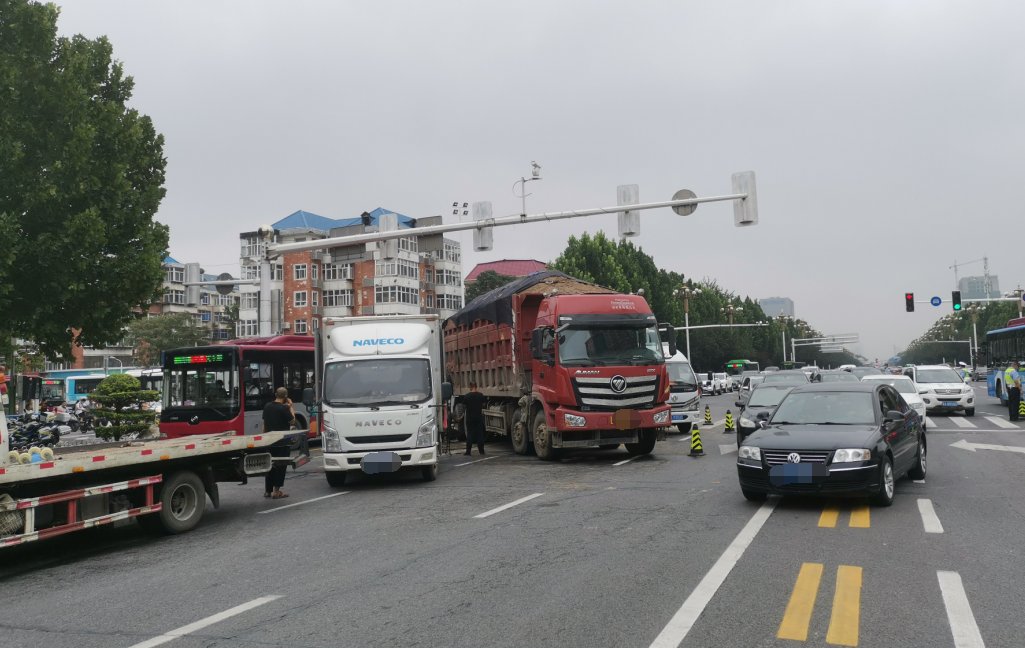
[462,382,486,456]
[263,387,294,498]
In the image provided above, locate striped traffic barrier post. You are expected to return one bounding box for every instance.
[724,410,735,433]
[703,405,713,426]
[689,425,704,457]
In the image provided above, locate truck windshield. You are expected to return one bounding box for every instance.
[324,358,432,406]
[667,362,698,388]
[558,325,664,366]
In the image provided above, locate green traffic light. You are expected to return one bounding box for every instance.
[953,304,962,310]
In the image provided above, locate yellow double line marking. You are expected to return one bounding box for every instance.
[818,504,870,528]
[778,563,863,646]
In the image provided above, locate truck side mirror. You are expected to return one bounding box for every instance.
[301,387,315,408]
[659,325,677,357]
[442,381,453,401]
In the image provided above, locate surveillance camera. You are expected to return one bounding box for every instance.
[258,225,274,240]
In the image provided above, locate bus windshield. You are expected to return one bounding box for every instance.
[725,360,760,376]
[323,358,432,406]
[162,350,240,419]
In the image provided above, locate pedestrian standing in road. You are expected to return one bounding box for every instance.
[462,382,486,456]
[262,387,294,498]
[1005,361,1022,421]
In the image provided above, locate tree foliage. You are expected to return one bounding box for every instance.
[900,302,1017,366]
[0,0,169,359]
[128,313,210,367]
[465,270,519,303]
[90,373,157,441]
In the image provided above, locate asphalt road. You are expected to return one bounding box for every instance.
[0,384,1020,648]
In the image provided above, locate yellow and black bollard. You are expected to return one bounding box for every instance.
[689,425,704,456]
[724,410,735,433]
[1018,399,1024,418]
[703,405,713,426]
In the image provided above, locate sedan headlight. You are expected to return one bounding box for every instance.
[653,410,670,425]
[415,419,437,448]
[322,422,342,453]
[738,445,761,461]
[564,413,586,427]
[832,448,871,463]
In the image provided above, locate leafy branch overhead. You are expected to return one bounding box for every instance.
[0,0,169,359]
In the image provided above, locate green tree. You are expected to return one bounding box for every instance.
[128,313,210,367]
[465,270,518,303]
[0,0,169,360]
[90,373,158,441]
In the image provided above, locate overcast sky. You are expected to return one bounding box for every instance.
[55,1,1025,361]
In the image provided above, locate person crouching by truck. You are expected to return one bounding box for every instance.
[262,387,294,498]
[462,382,486,456]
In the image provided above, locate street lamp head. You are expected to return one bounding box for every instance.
[531,161,541,178]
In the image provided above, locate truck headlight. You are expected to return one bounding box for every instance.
[564,413,586,427]
[653,410,670,425]
[832,448,871,463]
[738,446,761,461]
[416,419,436,448]
[322,422,342,453]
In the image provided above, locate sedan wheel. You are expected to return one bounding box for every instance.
[871,457,895,507]
[909,439,927,480]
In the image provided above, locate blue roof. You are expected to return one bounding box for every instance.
[163,256,180,265]
[271,207,415,233]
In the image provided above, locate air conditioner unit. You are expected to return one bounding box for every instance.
[282,321,291,330]
[311,251,323,261]
[321,252,333,264]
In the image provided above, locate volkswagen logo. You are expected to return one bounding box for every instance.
[610,375,628,393]
[786,452,802,464]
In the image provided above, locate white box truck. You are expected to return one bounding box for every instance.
[314,315,450,486]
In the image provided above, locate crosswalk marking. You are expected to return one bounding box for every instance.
[777,563,824,641]
[848,505,870,529]
[949,417,976,429]
[984,416,1019,429]
[826,565,863,646]
[926,417,938,429]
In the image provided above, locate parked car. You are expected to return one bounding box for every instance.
[712,372,729,395]
[814,370,860,383]
[739,373,767,401]
[762,370,810,386]
[735,384,794,446]
[860,374,928,429]
[850,366,884,379]
[902,364,975,416]
[737,383,926,505]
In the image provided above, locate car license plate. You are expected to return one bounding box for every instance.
[941,401,958,407]
[360,451,402,475]
[769,463,829,486]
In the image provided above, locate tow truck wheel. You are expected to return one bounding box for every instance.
[677,423,692,434]
[625,429,656,456]
[532,411,558,461]
[326,471,347,488]
[510,408,530,455]
[141,471,205,535]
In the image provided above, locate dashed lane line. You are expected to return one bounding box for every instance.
[127,595,282,648]
[918,498,945,534]
[648,500,777,648]
[826,565,863,647]
[848,505,870,529]
[938,571,987,648]
[777,562,823,641]
[613,456,642,466]
[455,455,498,467]
[819,506,840,528]
[257,491,350,514]
[474,492,544,519]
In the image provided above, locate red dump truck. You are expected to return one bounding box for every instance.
[444,271,672,459]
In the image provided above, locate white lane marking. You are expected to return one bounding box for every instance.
[950,439,1025,455]
[474,492,544,519]
[127,595,282,648]
[257,491,349,514]
[455,456,497,467]
[937,571,986,648]
[719,444,737,455]
[917,498,944,534]
[984,416,1019,429]
[649,500,778,648]
[926,417,939,429]
[613,456,641,466]
[913,479,926,484]
[949,417,976,429]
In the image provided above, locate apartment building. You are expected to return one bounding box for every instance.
[237,208,464,336]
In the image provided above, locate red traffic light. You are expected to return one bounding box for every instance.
[905,292,915,312]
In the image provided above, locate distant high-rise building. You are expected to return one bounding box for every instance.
[758,296,795,318]
[958,275,1000,300]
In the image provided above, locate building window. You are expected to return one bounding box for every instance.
[294,319,308,334]
[217,293,234,306]
[398,259,419,279]
[163,288,185,305]
[293,264,307,280]
[375,261,397,277]
[323,289,354,307]
[200,312,212,322]
[375,285,419,305]
[294,291,307,307]
[423,268,434,284]
[241,293,259,310]
[200,293,211,305]
[312,318,320,330]
[164,266,185,283]
[437,269,462,286]
[426,293,435,308]
[439,294,463,310]
[237,319,258,337]
[312,290,319,307]
[312,263,318,280]
[242,264,260,280]
[444,241,461,263]
[398,236,418,253]
[272,264,283,281]
[240,236,266,258]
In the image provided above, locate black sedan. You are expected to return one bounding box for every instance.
[813,370,860,383]
[735,385,794,446]
[736,383,926,506]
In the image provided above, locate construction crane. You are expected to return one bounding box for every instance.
[949,256,992,295]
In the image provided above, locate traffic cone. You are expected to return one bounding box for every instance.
[689,425,704,456]
[703,405,713,426]
[724,410,735,433]
[1018,399,1024,418]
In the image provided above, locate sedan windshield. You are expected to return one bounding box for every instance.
[862,377,917,395]
[323,358,431,406]
[771,392,876,425]
[558,325,664,366]
[747,386,792,407]
[916,368,963,383]
[818,372,860,383]
[763,373,808,385]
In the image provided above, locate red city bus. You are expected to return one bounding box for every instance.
[160,336,316,439]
